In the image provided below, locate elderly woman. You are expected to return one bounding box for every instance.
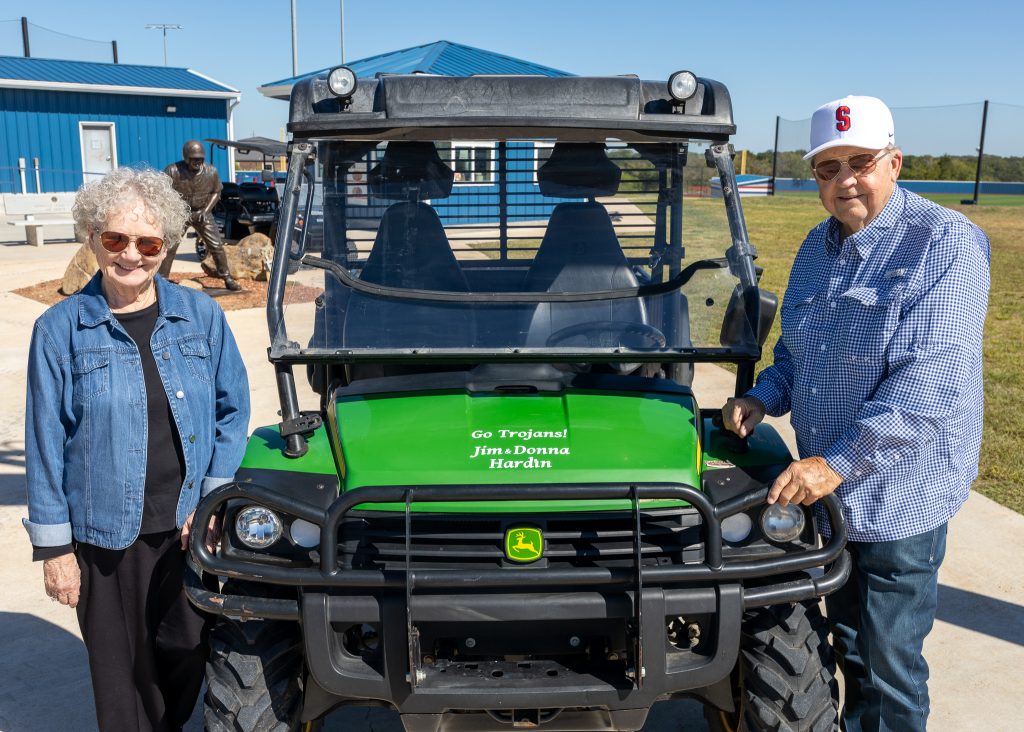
[23,167,250,731]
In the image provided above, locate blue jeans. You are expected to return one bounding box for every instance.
[826,524,947,732]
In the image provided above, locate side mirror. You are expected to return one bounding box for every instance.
[720,285,779,348]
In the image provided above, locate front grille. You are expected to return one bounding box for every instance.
[338,508,704,570]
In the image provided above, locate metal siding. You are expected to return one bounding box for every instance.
[0,56,235,93]
[0,88,229,193]
[262,40,573,90]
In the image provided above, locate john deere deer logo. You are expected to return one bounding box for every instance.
[505,527,543,563]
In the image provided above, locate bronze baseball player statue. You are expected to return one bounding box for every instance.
[160,140,241,291]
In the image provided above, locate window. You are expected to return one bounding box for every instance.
[532,141,555,183]
[436,141,495,184]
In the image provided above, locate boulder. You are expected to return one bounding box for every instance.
[200,233,273,281]
[60,244,98,295]
[177,278,204,290]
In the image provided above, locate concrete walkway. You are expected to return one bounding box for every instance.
[0,240,1020,731]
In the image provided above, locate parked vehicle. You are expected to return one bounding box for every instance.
[187,68,850,732]
[213,181,279,241]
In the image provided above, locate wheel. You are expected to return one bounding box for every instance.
[545,321,667,349]
[704,600,838,732]
[204,597,304,732]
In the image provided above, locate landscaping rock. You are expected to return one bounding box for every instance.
[200,233,273,281]
[60,244,98,295]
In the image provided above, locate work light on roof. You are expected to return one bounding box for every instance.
[327,66,358,99]
[668,70,698,102]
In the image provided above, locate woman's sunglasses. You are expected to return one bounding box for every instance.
[812,149,891,182]
[99,230,165,257]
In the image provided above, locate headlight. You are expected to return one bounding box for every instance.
[667,70,697,102]
[760,503,806,543]
[327,66,357,99]
[289,518,321,548]
[235,505,283,549]
[720,513,753,543]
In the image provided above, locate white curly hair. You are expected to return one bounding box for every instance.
[72,166,190,247]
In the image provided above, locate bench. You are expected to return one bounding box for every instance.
[6,215,77,247]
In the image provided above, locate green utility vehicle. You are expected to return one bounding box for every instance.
[187,68,850,732]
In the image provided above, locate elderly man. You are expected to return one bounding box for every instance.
[724,96,989,731]
[161,140,241,291]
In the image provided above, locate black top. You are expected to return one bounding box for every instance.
[117,301,187,534]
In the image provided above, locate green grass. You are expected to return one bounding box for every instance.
[741,195,1024,515]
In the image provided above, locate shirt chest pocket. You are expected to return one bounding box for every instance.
[780,293,816,359]
[178,338,213,383]
[71,351,111,404]
[839,286,902,364]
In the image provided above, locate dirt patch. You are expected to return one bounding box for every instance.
[12,274,321,312]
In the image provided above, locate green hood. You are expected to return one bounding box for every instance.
[330,389,701,512]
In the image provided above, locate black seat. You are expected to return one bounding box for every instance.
[342,142,472,351]
[522,143,646,346]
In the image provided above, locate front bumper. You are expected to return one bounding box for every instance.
[186,483,849,722]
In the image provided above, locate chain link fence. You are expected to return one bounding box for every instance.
[769,101,1024,200]
[0,19,118,63]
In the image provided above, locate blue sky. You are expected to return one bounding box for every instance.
[3,0,1021,154]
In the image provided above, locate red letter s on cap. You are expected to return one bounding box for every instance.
[835,106,851,132]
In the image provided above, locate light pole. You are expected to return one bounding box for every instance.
[340,0,345,63]
[145,23,182,66]
[290,0,298,77]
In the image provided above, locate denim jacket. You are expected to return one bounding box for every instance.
[24,273,250,550]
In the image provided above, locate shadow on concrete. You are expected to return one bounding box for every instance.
[0,473,27,506]
[318,698,707,731]
[0,611,96,732]
[937,584,1024,647]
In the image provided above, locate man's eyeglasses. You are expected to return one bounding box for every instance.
[99,231,165,257]
[812,149,891,182]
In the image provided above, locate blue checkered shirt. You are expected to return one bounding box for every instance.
[747,186,990,542]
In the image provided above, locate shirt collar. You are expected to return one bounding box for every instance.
[824,184,906,260]
[77,273,191,327]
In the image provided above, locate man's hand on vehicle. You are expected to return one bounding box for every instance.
[768,457,843,506]
[722,396,766,438]
[43,552,80,608]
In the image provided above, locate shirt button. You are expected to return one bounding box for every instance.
[189,434,196,443]
[161,351,170,360]
[810,427,817,434]
[830,301,837,309]
[840,259,847,265]
[175,390,185,399]
[811,387,818,395]
[820,344,827,352]
[855,470,863,477]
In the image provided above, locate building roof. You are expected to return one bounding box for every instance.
[259,40,573,100]
[0,56,239,99]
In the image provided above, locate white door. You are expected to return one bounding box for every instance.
[81,124,115,182]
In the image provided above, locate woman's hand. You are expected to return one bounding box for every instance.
[181,510,222,553]
[43,552,81,608]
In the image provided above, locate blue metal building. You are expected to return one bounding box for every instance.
[259,41,575,227]
[0,56,240,194]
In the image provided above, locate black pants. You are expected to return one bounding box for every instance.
[76,530,211,732]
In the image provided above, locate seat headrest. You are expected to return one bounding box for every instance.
[368,142,455,201]
[537,143,622,199]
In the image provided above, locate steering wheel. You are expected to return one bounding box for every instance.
[545,321,667,350]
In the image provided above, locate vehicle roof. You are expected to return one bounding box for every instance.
[287,73,735,143]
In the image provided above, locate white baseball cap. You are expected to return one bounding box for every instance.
[804,95,895,160]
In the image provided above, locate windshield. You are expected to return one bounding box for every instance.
[279,138,758,361]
